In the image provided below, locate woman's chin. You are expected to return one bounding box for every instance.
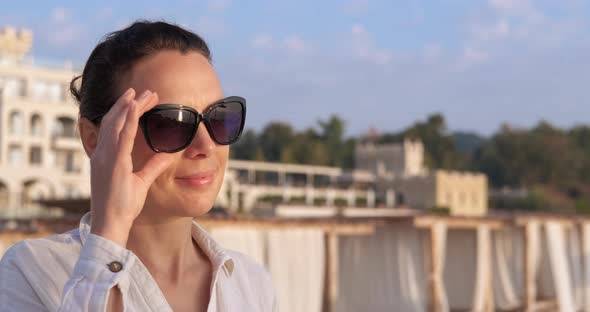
[147,183,221,217]
[176,198,216,217]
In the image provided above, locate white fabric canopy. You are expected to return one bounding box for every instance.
[336,224,428,312]
[443,229,476,310]
[567,225,584,309]
[492,227,525,310]
[472,226,492,311]
[267,229,325,312]
[210,227,266,266]
[545,221,576,312]
[9,216,590,311]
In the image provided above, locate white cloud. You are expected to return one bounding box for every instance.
[43,7,83,47]
[95,7,113,21]
[489,0,532,14]
[351,23,394,65]
[50,7,70,24]
[410,0,425,24]
[344,0,369,14]
[45,27,81,46]
[250,33,273,50]
[195,16,227,36]
[208,0,231,12]
[423,43,442,62]
[373,50,393,65]
[351,23,367,36]
[459,45,489,67]
[471,19,511,42]
[282,35,312,56]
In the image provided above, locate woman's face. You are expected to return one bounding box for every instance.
[123,50,228,218]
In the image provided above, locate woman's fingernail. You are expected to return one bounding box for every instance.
[138,90,152,100]
[123,88,134,98]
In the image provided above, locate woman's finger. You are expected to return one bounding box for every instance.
[95,88,137,151]
[100,88,135,127]
[136,90,162,115]
[93,105,129,162]
[135,152,176,185]
[117,91,158,156]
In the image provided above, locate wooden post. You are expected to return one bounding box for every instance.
[428,221,447,312]
[323,232,339,312]
[472,225,494,312]
[483,226,495,312]
[582,223,590,312]
[524,221,539,312]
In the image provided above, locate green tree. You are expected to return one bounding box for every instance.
[317,115,346,166]
[379,113,462,170]
[230,129,264,161]
[259,122,294,162]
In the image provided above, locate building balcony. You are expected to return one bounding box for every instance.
[51,135,80,150]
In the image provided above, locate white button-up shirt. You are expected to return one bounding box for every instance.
[0,212,277,311]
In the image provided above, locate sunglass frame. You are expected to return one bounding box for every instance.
[139,96,246,153]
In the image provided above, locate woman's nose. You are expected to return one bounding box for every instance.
[183,122,215,159]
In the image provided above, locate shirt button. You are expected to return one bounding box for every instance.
[107,261,123,272]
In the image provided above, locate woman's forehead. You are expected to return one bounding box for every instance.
[125,50,223,110]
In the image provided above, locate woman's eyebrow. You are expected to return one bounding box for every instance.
[201,97,225,112]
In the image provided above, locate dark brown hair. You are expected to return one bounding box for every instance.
[70,20,211,123]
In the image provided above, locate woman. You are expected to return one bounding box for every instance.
[0,21,276,312]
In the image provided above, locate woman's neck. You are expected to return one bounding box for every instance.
[125,214,205,283]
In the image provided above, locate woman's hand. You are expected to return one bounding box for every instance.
[89,88,175,247]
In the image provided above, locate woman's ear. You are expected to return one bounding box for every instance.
[78,117,99,157]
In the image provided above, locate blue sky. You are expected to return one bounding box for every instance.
[2,0,590,136]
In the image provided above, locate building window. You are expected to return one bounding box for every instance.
[60,151,80,173]
[64,185,80,198]
[8,145,23,165]
[31,80,62,101]
[1,76,26,97]
[31,114,43,136]
[29,146,42,165]
[65,152,75,172]
[53,116,76,138]
[459,192,466,205]
[446,192,453,206]
[61,83,67,101]
[0,182,9,209]
[9,111,24,135]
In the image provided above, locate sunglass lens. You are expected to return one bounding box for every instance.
[146,110,196,152]
[208,101,244,144]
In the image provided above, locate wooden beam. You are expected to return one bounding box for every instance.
[415,215,504,230]
[515,216,575,227]
[196,218,376,235]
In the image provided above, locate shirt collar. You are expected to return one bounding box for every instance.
[78,212,234,277]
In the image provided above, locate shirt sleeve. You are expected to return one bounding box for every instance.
[0,234,135,312]
[57,234,135,311]
[0,247,48,312]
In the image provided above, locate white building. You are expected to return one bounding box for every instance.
[355,139,489,216]
[0,27,90,218]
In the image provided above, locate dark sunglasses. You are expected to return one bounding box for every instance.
[138,96,246,153]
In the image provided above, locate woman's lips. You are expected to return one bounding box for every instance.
[175,171,216,187]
